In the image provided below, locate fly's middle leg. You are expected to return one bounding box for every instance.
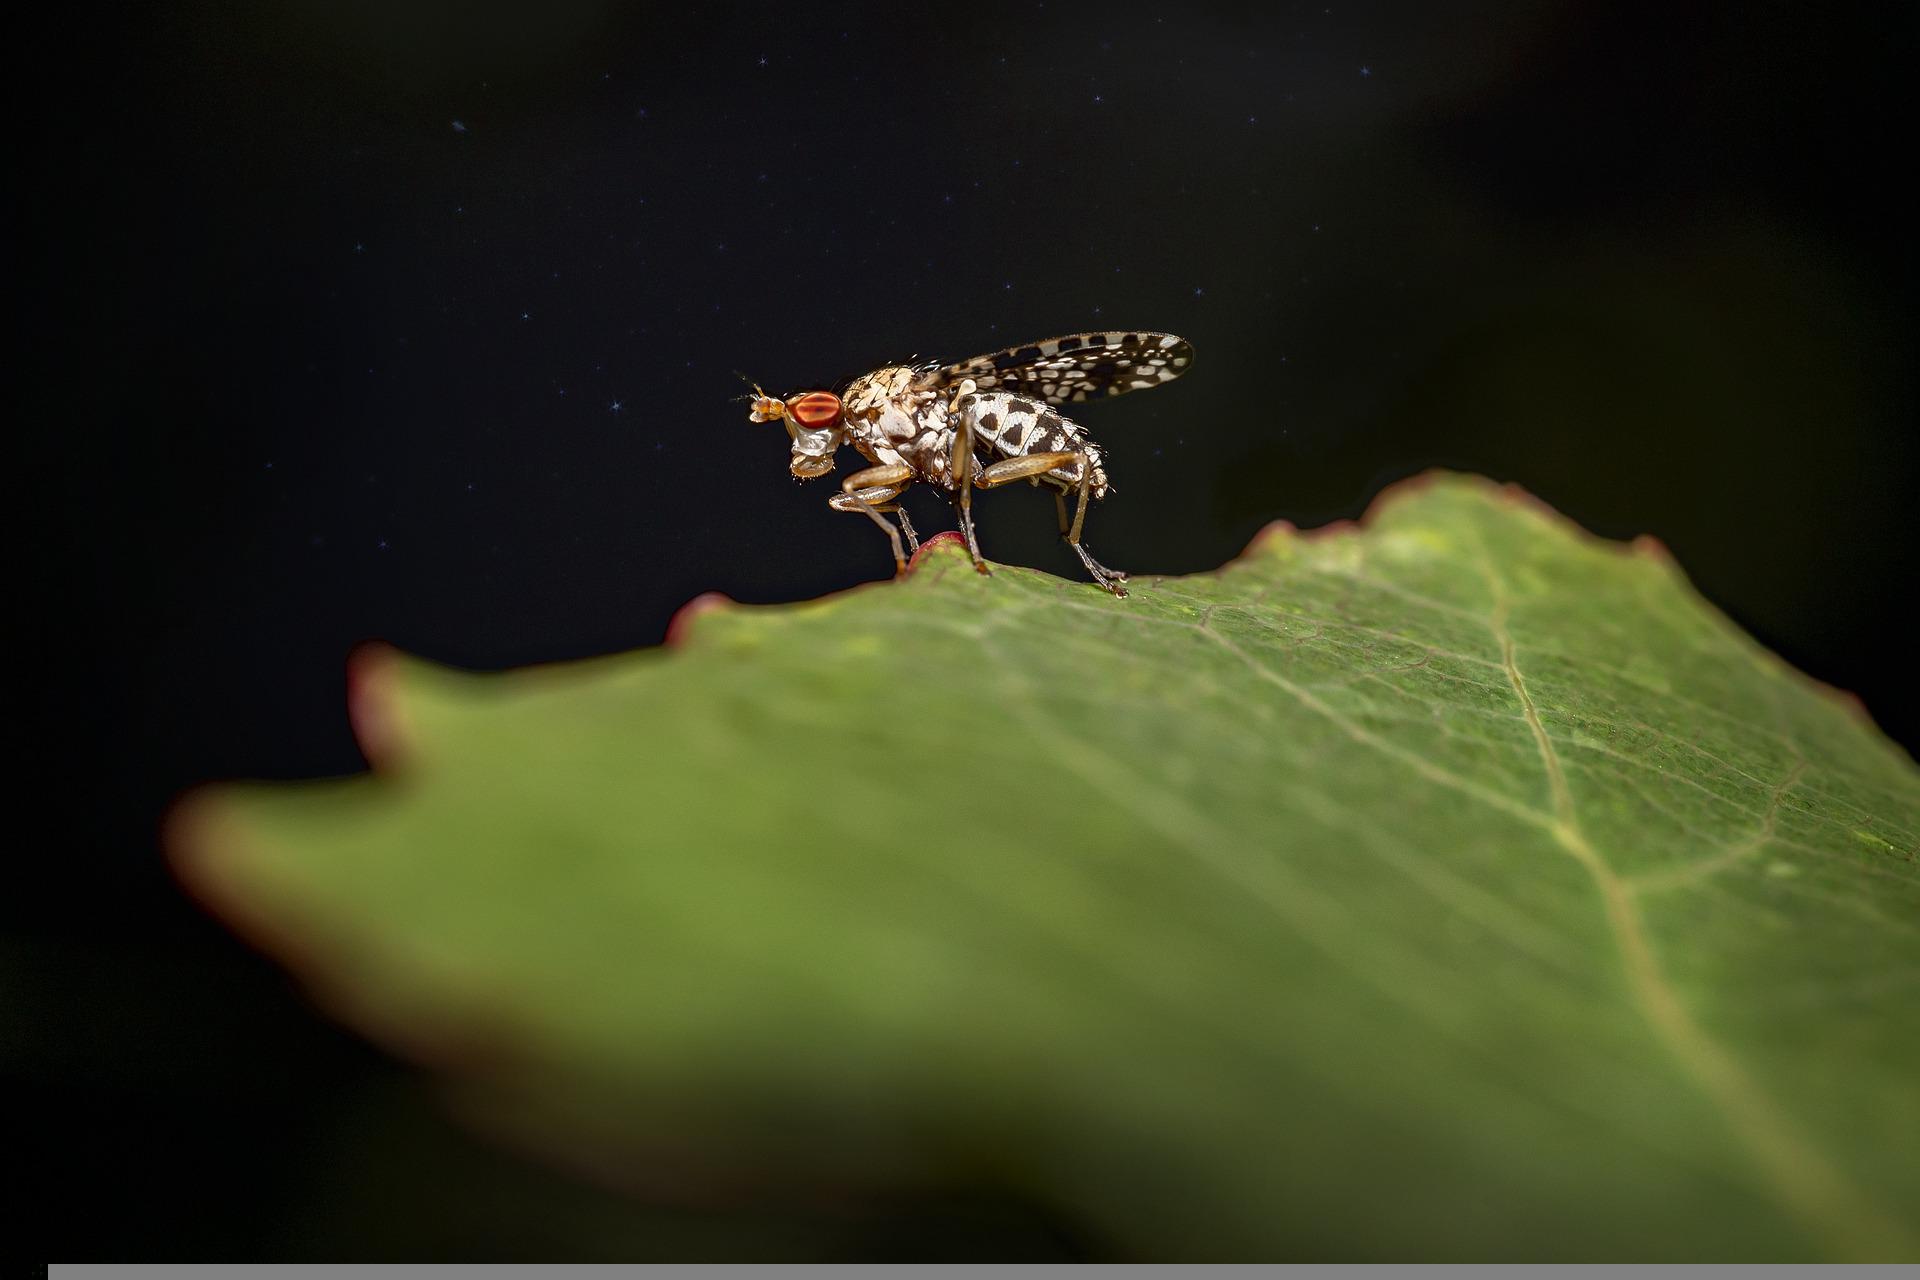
[946,382,990,575]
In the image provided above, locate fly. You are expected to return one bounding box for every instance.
[746,330,1194,598]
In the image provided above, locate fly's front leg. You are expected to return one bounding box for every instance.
[829,464,916,574]
[843,493,919,554]
[977,452,1128,597]
[945,379,989,575]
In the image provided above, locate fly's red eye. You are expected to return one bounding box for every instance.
[787,391,842,429]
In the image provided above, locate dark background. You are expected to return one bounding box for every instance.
[22,0,1916,1259]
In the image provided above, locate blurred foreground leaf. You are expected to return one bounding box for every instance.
[171,473,1919,1260]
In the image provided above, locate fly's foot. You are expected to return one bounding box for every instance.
[1070,542,1129,597]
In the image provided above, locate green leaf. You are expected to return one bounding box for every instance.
[170,472,1920,1260]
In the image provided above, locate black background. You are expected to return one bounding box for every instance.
[23,0,1916,1259]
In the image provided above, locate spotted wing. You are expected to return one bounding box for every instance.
[921,331,1193,405]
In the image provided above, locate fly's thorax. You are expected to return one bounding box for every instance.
[891,398,963,487]
[841,366,918,417]
[838,375,936,462]
[870,396,935,445]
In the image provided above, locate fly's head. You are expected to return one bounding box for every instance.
[745,381,845,479]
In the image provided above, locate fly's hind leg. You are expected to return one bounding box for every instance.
[976,451,1128,597]
[829,465,916,574]
[1053,489,1128,586]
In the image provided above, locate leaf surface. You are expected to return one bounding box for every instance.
[171,473,1920,1260]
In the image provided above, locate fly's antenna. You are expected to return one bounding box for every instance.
[732,370,768,404]
[738,371,788,424]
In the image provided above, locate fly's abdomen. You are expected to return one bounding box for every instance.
[961,392,1109,497]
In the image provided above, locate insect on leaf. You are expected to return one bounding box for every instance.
[169,472,1920,1261]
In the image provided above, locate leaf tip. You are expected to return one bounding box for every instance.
[1628,531,1679,565]
[664,590,737,648]
[159,780,230,904]
[159,781,294,978]
[1807,678,1887,739]
[1243,518,1300,552]
[907,529,972,573]
[1230,514,1356,568]
[347,640,416,772]
[1231,470,1473,568]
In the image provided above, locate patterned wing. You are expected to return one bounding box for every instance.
[921,331,1193,405]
